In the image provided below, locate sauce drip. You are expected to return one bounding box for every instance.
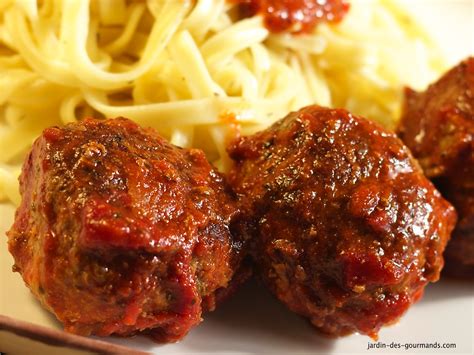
[234,0,350,34]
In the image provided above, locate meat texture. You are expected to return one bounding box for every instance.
[228,106,456,338]
[398,58,474,277]
[7,118,243,342]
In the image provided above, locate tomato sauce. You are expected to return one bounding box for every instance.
[233,0,350,34]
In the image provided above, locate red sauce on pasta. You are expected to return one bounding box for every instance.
[233,0,350,34]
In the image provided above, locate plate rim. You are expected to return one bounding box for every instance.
[0,314,149,355]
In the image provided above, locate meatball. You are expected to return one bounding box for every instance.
[228,106,456,338]
[398,58,474,277]
[7,118,243,342]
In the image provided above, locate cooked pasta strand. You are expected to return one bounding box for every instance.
[0,0,445,205]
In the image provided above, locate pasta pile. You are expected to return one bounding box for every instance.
[0,0,444,205]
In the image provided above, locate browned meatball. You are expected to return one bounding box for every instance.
[228,106,456,338]
[398,58,474,277]
[7,118,243,342]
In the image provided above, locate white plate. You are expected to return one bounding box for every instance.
[1,1,473,354]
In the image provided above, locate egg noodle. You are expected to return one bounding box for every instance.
[0,0,444,205]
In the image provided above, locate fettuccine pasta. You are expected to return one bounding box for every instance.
[0,0,445,204]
